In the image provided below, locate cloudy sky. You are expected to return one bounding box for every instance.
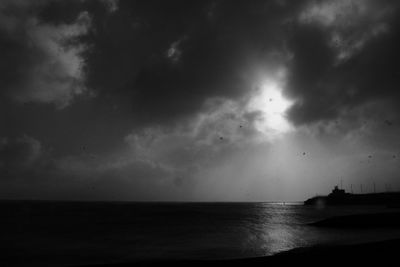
[1,0,400,201]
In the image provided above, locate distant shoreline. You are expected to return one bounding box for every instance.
[304,187,400,206]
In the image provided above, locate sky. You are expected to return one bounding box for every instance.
[1,0,400,202]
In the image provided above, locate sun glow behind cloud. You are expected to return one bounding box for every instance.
[248,79,293,136]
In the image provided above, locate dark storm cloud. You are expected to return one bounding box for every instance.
[83,0,303,125]
[81,0,400,128]
[3,0,400,127]
[285,0,400,125]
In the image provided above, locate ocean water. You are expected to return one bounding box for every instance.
[2,201,400,265]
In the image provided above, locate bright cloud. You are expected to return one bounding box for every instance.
[299,0,395,62]
[0,2,92,108]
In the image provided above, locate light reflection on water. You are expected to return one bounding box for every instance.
[233,203,400,257]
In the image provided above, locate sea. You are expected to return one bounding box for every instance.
[2,201,400,266]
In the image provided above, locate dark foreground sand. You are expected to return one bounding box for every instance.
[81,238,400,267]
[3,238,399,267]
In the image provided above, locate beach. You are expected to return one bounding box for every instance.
[79,238,400,266]
[1,201,400,266]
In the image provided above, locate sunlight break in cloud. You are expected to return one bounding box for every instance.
[248,78,293,136]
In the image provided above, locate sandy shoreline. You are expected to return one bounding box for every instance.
[75,238,400,266]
